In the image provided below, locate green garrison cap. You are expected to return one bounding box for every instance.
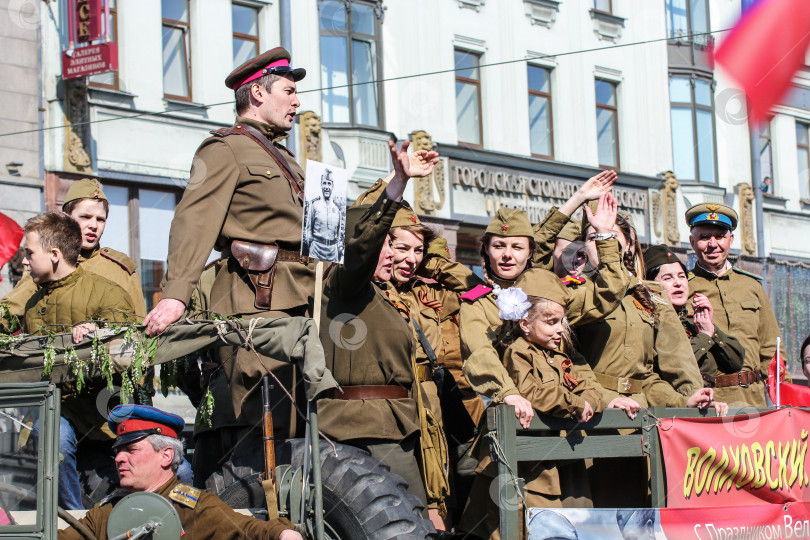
[643,245,686,273]
[514,268,571,308]
[426,237,451,260]
[64,178,106,206]
[485,208,533,237]
[391,201,422,228]
[225,47,306,90]
[685,202,738,231]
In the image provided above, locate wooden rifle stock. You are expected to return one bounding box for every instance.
[262,376,277,487]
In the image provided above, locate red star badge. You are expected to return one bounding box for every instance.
[502,224,509,231]
[411,216,418,223]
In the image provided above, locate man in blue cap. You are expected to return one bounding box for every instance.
[58,404,302,540]
[685,202,787,407]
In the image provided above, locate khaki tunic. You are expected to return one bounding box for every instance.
[58,476,295,540]
[161,117,315,424]
[461,340,602,539]
[397,256,486,428]
[678,309,745,381]
[22,266,135,440]
[687,264,787,407]
[577,278,704,407]
[3,247,146,318]
[532,207,572,270]
[162,117,314,315]
[460,238,628,402]
[317,194,421,442]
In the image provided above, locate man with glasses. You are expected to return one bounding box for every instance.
[686,202,787,407]
[143,48,314,485]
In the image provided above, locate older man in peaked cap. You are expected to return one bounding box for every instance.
[685,202,787,407]
[143,48,315,484]
[58,404,301,540]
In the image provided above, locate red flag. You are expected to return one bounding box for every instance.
[0,212,23,278]
[768,350,810,407]
[713,0,810,126]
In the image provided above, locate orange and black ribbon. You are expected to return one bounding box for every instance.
[561,357,579,389]
[418,289,443,313]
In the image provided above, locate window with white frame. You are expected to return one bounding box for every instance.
[455,49,483,147]
[669,75,716,183]
[528,65,553,159]
[162,0,191,100]
[595,79,619,168]
[319,0,382,127]
[797,122,810,200]
[232,3,259,68]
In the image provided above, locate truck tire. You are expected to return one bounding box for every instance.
[207,438,437,539]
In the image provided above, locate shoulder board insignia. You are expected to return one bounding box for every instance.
[100,489,130,507]
[642,280,663,294]
[460,284,492,302]
[100,248,138,275]
[169,484,201,509]
[277,143,295,158]
[732,267,763,281]
[560,275,585,287]
[209,126,245,138]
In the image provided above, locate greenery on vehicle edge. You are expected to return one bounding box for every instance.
[0,302,217,427]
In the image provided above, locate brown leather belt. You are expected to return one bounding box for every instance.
[704,370,761,388]
[594,372,643,395]
[416,363,433,382]
[330,385,410,400]
[222,245,315,266]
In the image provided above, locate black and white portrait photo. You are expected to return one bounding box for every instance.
[301,160,347,263]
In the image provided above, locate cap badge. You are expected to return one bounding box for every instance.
[411,216,418,223]
[706,204,720,212]
[92,191,99,198]
[502,225,509,231]
[667,252,672,257]
[707,212,719,221]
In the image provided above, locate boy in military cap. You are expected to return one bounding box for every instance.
[15,212,135,510]
[58,404,302,540]
[1,178,146,319]
[685,202,787,406]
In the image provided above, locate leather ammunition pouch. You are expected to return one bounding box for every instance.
[229,240,279,310]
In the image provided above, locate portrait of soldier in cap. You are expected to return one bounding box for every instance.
[302,161,347,263]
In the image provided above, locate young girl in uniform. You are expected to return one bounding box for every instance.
[461,269,604,539]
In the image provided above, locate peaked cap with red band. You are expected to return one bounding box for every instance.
[108,404,185,449]
[225,46,306,90]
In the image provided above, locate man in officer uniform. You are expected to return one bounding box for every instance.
[303,168,342,261]
[58,404,301,540]
[686,202,787,407]
[143,48,314,476]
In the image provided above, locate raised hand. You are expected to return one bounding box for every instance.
[408,148,440,178]
[585,191,618,235]
[559,170,617,216]
[577,170,617,201]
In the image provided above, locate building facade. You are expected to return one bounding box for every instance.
[19,0,810,372]
[0,0,46,295]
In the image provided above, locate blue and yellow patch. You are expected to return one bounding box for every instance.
[732,267,763,281]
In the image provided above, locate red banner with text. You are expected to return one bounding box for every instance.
[659,408,810,508]
[526,503,810,540]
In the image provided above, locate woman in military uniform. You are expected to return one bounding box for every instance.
[575,215,726,507]
[643,245,745,386]
[317,140,438,516]
[1,178,146,318]
[459,184,628,430]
